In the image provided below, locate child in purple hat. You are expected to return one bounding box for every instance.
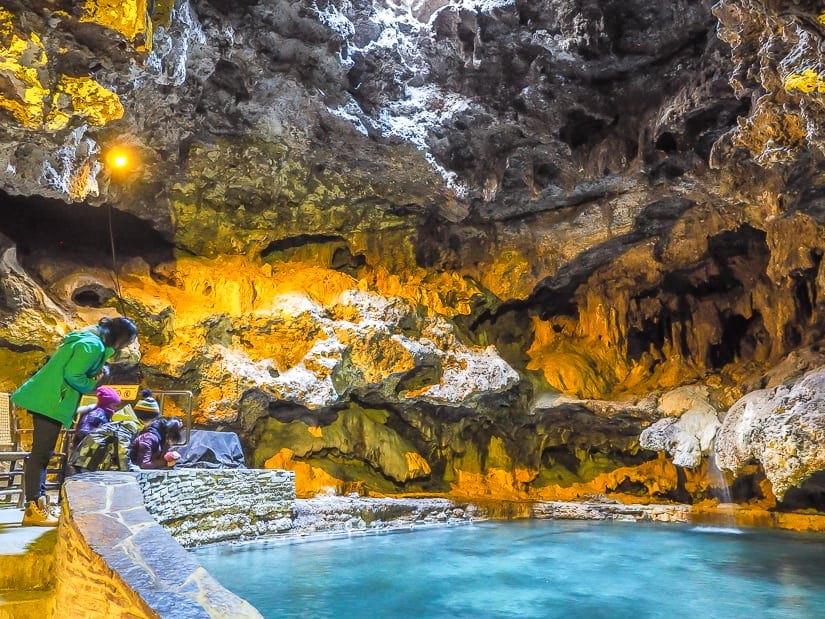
[73,386,122,448]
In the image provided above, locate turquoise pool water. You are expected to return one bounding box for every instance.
[191,520,825,618]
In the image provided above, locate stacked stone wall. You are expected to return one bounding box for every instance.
[52,514,155,618]
[136,469,296,547]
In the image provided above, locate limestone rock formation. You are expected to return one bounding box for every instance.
[0,232,70,379]
[639,385,721,468]
[0,0,823,509]
[715,366,825,500]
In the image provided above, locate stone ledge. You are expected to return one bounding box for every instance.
[56,472,262,619]
[289,495,480,537]
[136,469,296,548]
[532,500,691,523]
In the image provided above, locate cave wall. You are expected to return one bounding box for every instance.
[0,0,824,506]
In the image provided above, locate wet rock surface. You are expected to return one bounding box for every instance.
[715,366,825,500]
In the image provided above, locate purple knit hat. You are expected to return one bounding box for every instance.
[96,386,121,412]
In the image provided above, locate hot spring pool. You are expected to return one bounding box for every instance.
[191,520,825,618]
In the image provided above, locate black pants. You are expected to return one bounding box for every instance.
[24,412,62,504]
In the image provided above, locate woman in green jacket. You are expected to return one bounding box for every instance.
[12,316,138,526]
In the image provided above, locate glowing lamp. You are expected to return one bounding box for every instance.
[105,145,138,175]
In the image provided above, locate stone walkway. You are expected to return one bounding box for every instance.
[0,504,57,617]
[0,505,53,557]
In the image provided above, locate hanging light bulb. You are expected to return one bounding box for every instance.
[104,144,138,176]
[113,152,128,168]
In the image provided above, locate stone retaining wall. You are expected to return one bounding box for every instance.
[55,472,263,618]
[290,495,479,536]
[136,469,296,547]
[532,500,691,522]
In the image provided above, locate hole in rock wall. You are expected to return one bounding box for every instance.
[533,162,557,187]
[708,312,752,369]
[726,469,766,503]
[541,445,580,474]
[456,22,476,56]
[72,284,116,307]
[330,246,366,274]
[626,314,668,361]
[626,224,771,367]
[654,131,678,153]
[783,325,802,349]
[0,190,174,268]
[779,471,825,512]
[791,266,818,323]
[559,110,608,149]
[613,479,650,496]
[260,233,346,259]
[266,399,339,426]
[684,99,750,160]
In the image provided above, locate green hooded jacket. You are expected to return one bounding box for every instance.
[12,329,113,428]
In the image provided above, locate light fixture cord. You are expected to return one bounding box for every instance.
[107,203,128,317]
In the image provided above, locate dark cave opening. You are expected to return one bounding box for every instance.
[727,470,766,503]
[791,266,818,323]
[649,224,769,367]
[627,315,669,360]
[541,445,580,473]
[625,294,693,362]
[72,284,117,308]
[559,110,608,149]
[614,479,650,496]
[456,23,476,56]
[259,233,345,258]
[708,312,751,369]
[779,471,825,512]
[0,190,174,267]
[659,220,763,297]
[685,99,751,160]
[266,399,340,426]
[654,131,679,153]
[707,223,767,265]
[783,324,802,348]
[533,162,557,187]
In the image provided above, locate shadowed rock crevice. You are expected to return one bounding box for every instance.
[780,471,825,512]
[0,190,175,268]
[260,234,346,258]
[526,196,696,319]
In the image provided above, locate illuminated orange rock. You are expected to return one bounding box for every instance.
[80,0,152,51]
[265,448,362,498]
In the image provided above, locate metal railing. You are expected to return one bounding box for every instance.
[153,390,194,446]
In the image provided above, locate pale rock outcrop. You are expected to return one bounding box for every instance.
[197,288,518,426]
[640,385,721,468]
[714,366,825,499]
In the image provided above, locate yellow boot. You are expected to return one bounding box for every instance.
[21,496,59,527]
